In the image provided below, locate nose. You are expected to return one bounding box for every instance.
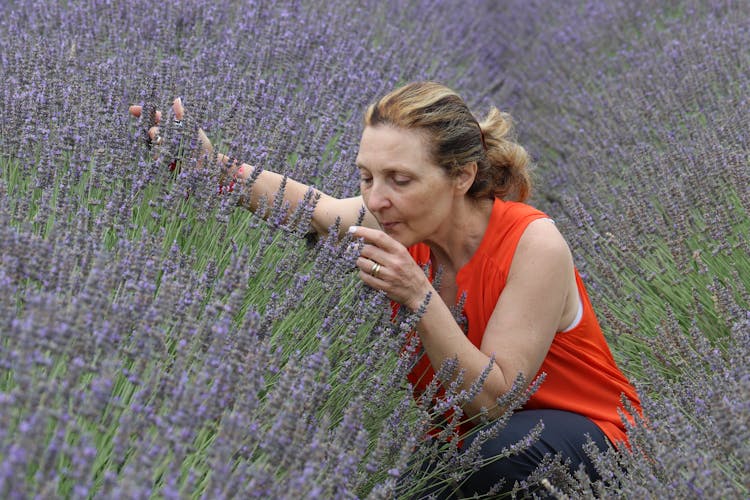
[364,180,392,213]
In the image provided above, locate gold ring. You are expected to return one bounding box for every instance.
[370,262,382,278]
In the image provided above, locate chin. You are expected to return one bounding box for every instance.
[380,223,417,247]
[392,233,417,248]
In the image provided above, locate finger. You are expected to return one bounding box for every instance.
[358,268,384,285]
[348,226,402,252]
[197,128,214,156]
[148,126,161,143]
[129,105,161,124]
[356,255,389,280]
[354,255,374,273]
[356,265,385,287]
[173,97,184,120]
[359,243,392,268]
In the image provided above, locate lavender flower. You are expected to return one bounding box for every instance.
[2,0,748,497]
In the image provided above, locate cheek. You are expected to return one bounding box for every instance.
[360,187,373,206]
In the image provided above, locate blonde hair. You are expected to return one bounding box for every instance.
[363,81,532,201]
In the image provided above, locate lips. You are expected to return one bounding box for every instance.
[380,221,400,231]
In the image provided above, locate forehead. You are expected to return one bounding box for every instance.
[356,125,434,171]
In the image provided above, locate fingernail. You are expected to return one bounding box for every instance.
[347,225,359,234]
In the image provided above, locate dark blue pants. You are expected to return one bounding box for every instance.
[416,409,611,498]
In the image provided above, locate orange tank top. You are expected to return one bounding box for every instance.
[404,198,641,447]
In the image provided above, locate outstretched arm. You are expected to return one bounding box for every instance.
[129,98,379,236]
[214,153,380,236]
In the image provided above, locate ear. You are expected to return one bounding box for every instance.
[454,161,478,195]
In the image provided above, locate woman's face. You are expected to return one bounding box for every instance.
[356,124,460,247]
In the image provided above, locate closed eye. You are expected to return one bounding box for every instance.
[393,175,411,186]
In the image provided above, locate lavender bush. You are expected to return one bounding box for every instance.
[0,0,539,498]
[486,0,749,496]
[2,0,748,498]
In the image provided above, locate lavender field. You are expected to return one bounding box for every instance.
[1,0,748,498]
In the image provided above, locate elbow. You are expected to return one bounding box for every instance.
[463,392,506,421]
[463,371,527,421]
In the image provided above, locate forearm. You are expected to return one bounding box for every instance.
[218,153,311,210]
[215,152,331,232]
[416,296,512,420]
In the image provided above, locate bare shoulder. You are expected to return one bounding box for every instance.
[511,218,574,275]
[519,217,570,250]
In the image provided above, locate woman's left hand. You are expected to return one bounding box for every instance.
[348,226,433,311]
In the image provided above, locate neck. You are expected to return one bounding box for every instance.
[424,197,494,273]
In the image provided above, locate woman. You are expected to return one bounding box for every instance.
[130,81,641,496]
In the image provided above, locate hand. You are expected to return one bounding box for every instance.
[129,97,183,145]
[128,97,213,169]
[349,226,433,311]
